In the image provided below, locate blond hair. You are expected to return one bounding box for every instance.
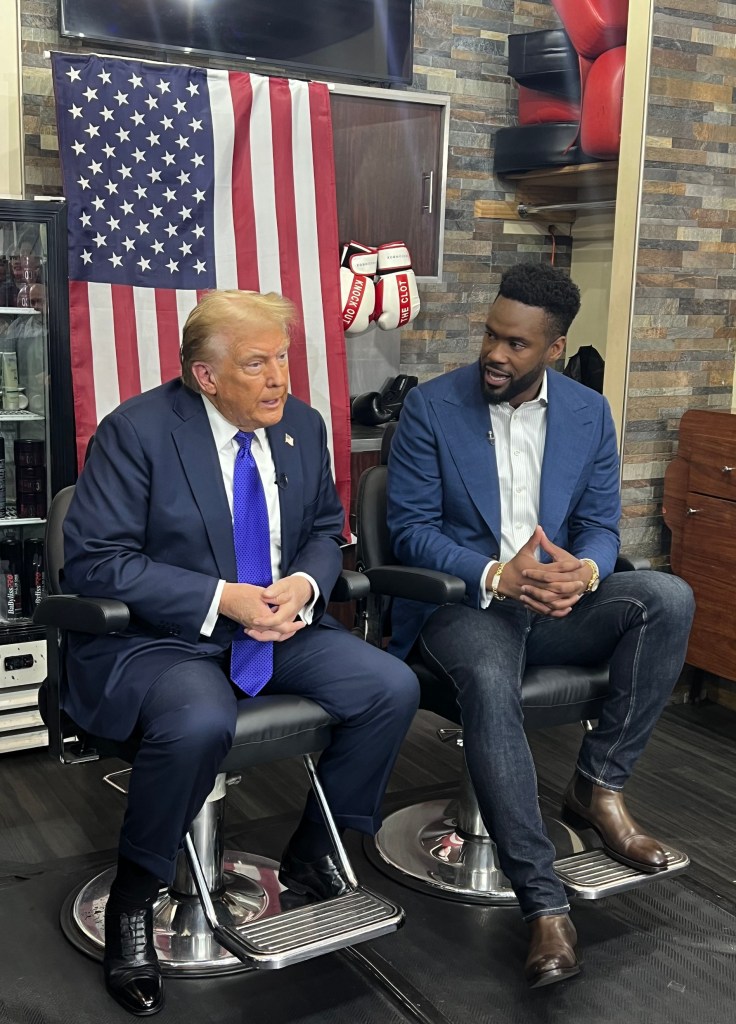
[180,290,297,391]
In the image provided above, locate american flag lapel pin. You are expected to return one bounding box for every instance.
[285,433,294,446]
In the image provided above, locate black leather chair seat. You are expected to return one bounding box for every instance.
[221,695,335,771]
[41,684,334,772]
[519,663,608,729]
[413,658,608,731]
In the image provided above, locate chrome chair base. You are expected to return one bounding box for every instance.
[61,851,280,977]
[373,798,518,905]
[61,758,405,975]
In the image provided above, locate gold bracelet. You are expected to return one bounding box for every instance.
[491,561,506,601]
[580,558,600,593]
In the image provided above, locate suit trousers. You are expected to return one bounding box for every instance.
[418,570,694,920]
[119,623,419,884]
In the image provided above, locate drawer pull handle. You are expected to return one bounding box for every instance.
[686,507,700,516]
[722,466,734,474]
[421,171,434,214]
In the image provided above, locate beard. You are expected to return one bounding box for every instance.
[478,356,547,406]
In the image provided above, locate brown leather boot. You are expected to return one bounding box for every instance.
[525,913,580,989]
[562,772,667,873]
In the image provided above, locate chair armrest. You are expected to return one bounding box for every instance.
[364,565,466,604]
[330,570,370,603]
[33,594,130,634]
[615,555,650,572]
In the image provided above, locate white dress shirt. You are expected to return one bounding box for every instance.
[200,395,318,635]
[480,373,548,607]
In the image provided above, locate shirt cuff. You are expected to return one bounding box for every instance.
[480,560,499,610]
[293,571,319,624]
[201,579,226,637]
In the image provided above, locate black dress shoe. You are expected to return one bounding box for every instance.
[103,902,164,1016]
[278,848,351,901]
[525,913,580,989]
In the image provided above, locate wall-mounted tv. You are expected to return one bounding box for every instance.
[59,0,415,86]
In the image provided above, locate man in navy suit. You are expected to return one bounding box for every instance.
[62,290,419,1015]
[386,263,694,988]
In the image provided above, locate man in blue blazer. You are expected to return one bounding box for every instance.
[387,263,694,988]
[63,290,419,1015]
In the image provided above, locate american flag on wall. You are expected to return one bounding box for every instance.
[51,52,351,520]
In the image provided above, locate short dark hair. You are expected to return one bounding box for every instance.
[497,263,581,340]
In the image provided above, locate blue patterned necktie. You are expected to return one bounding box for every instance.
[230,431,273,695]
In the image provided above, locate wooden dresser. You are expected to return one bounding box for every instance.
[663,409,736,681]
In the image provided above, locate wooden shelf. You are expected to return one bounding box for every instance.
[500,162,619,189]
[476,162,619,223]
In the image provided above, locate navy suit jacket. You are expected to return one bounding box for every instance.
[62,379,345,740]
[386,364,621,659]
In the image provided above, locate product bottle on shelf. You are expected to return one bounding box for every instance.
[0,257,15,307]
[23,536,46,616]
[14,439,46,519]
[0,537,24,619]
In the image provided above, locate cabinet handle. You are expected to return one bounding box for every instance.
[722,466,734,474]
[421,171,434,214]
[686,507,701,515]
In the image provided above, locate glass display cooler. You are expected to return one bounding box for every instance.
[0,199,75,752]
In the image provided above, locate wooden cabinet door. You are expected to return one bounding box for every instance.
[680,492,736,579]
[680,492,736,679]
[331,93,443,277]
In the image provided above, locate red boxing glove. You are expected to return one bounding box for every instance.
[339,241,377,335]
[373,242,421,331]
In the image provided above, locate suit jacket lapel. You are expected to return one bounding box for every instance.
[171,385,237,581]
[267,404,303,572]
[539,370,596,541]
[431,363,502,541]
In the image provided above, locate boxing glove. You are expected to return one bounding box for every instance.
[351,375,418,426]
[373,242,421,330]
[340,241,377,335]
[350,391,394,426]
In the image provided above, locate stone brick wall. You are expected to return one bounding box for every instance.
[621,1,736,561]
[406,0,567,380]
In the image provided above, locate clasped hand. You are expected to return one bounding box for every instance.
[219,576,314,642]
[491,526,594,618]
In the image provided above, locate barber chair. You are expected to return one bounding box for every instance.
[354,446,689,906]
[33,486,403,976]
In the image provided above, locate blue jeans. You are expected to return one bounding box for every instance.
[418,571,694,921]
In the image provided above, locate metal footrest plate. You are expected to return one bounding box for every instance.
[228,887,404,969]
[554,846,689,899]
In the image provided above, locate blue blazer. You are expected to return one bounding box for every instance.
[386,364,621,659]
[62,379,345,740]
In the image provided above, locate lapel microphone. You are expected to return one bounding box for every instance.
[487,430,495,446]
[276,473,288,489]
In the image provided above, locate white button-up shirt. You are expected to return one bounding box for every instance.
[480,373,548,607]
[200,395,317,635]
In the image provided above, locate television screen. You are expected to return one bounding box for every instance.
[59,0,415,86]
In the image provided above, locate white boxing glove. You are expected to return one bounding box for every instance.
[340,241,377,335]
[373,242,421,330]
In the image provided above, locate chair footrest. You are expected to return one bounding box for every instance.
[213,887,404,969]
[554,846,689,899]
